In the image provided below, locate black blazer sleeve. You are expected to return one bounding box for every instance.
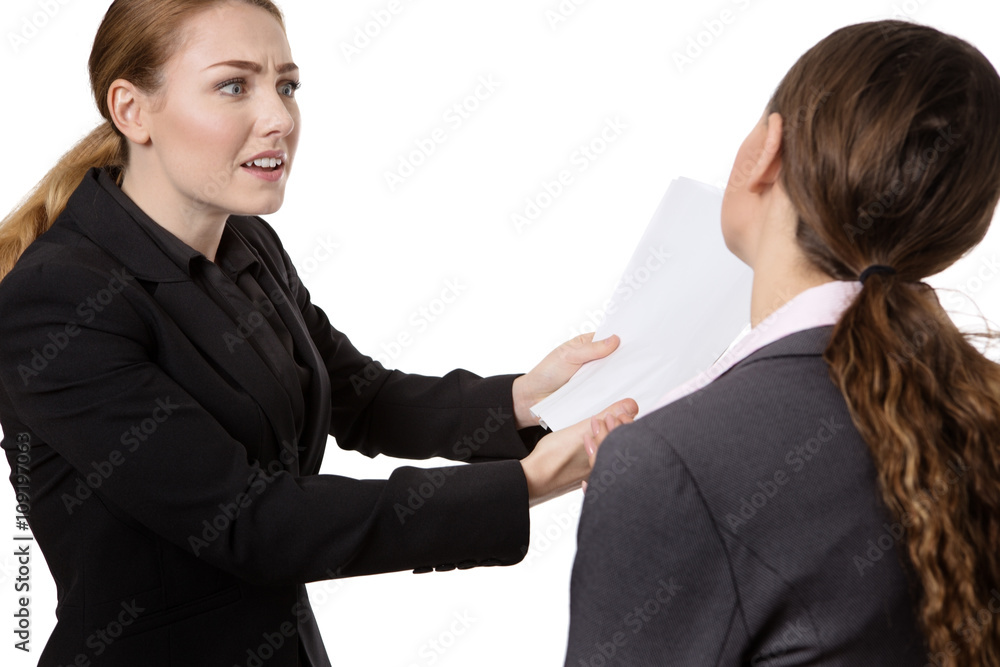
[0,255,529,586]
[253,217,548,462]
[564,422,744,665]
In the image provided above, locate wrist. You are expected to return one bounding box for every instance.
[519,441,583,507]
[519,455,555,508]
[511,375,539,429]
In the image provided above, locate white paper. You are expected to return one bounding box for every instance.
[530,177,753,431]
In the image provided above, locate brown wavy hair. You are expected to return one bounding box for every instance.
[0,0,286,283]
[770,20,1000,665]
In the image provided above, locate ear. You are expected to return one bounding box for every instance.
[747,112,784,194]
[107,79,152,145]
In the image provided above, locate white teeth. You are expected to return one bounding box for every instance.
[246,158,283,168]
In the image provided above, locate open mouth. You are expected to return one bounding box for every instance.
[243,157,284,172]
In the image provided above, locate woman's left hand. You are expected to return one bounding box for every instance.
[512,333,621,429]
[520,398,636,506]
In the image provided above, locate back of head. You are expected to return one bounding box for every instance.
[770,20,1000,665]
[0,0,285,283]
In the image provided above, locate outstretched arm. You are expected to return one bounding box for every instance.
[261,218,620,463]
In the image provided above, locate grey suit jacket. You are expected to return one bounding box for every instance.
[565,325,928,666]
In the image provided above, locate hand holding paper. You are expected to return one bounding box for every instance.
[511,332,623,428]
[530,177,753,431]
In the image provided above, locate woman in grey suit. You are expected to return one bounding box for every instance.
[566,20,1000,667]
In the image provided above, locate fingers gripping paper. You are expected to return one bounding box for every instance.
[530,177,753,431]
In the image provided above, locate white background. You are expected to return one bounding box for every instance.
[2,0,999,665]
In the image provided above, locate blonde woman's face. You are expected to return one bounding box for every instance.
[140,2,300,220]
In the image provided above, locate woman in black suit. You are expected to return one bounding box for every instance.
[565,20,1000,666]
[0,1,634,665]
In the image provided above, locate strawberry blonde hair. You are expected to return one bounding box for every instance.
[0,0,286,282]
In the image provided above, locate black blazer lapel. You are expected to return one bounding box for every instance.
[66,170,303,462]
[249,260,332,475]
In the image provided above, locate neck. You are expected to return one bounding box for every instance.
[120,165,227,262]
[746,218,834,327]
[749,252,835,327]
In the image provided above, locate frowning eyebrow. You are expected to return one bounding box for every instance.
[204,60,299,74]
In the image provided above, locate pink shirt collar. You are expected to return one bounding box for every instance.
[644,280,862,415]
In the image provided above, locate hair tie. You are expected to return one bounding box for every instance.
[859,264,897,284]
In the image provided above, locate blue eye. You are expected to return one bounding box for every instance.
[218,79,245,96]
[280,81,302,98]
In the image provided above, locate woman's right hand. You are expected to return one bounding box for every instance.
[520,398,638,507]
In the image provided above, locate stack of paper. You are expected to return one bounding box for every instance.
[530,177,753,431]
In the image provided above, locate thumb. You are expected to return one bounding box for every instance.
[596,397,639,420]
[564,333,621,365]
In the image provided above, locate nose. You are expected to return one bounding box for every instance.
[256,89,295,139]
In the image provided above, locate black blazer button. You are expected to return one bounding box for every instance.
[412,566,433,574]
[434,563,456,572]
[456,560,477,570]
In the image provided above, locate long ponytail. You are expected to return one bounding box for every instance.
[829,271,1000,665]
[0,0,286,284]
[770,21,1000,665]
[0,123,125,280]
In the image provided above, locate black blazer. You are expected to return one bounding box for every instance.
[565,326,928,665]
[0,168,540,666]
